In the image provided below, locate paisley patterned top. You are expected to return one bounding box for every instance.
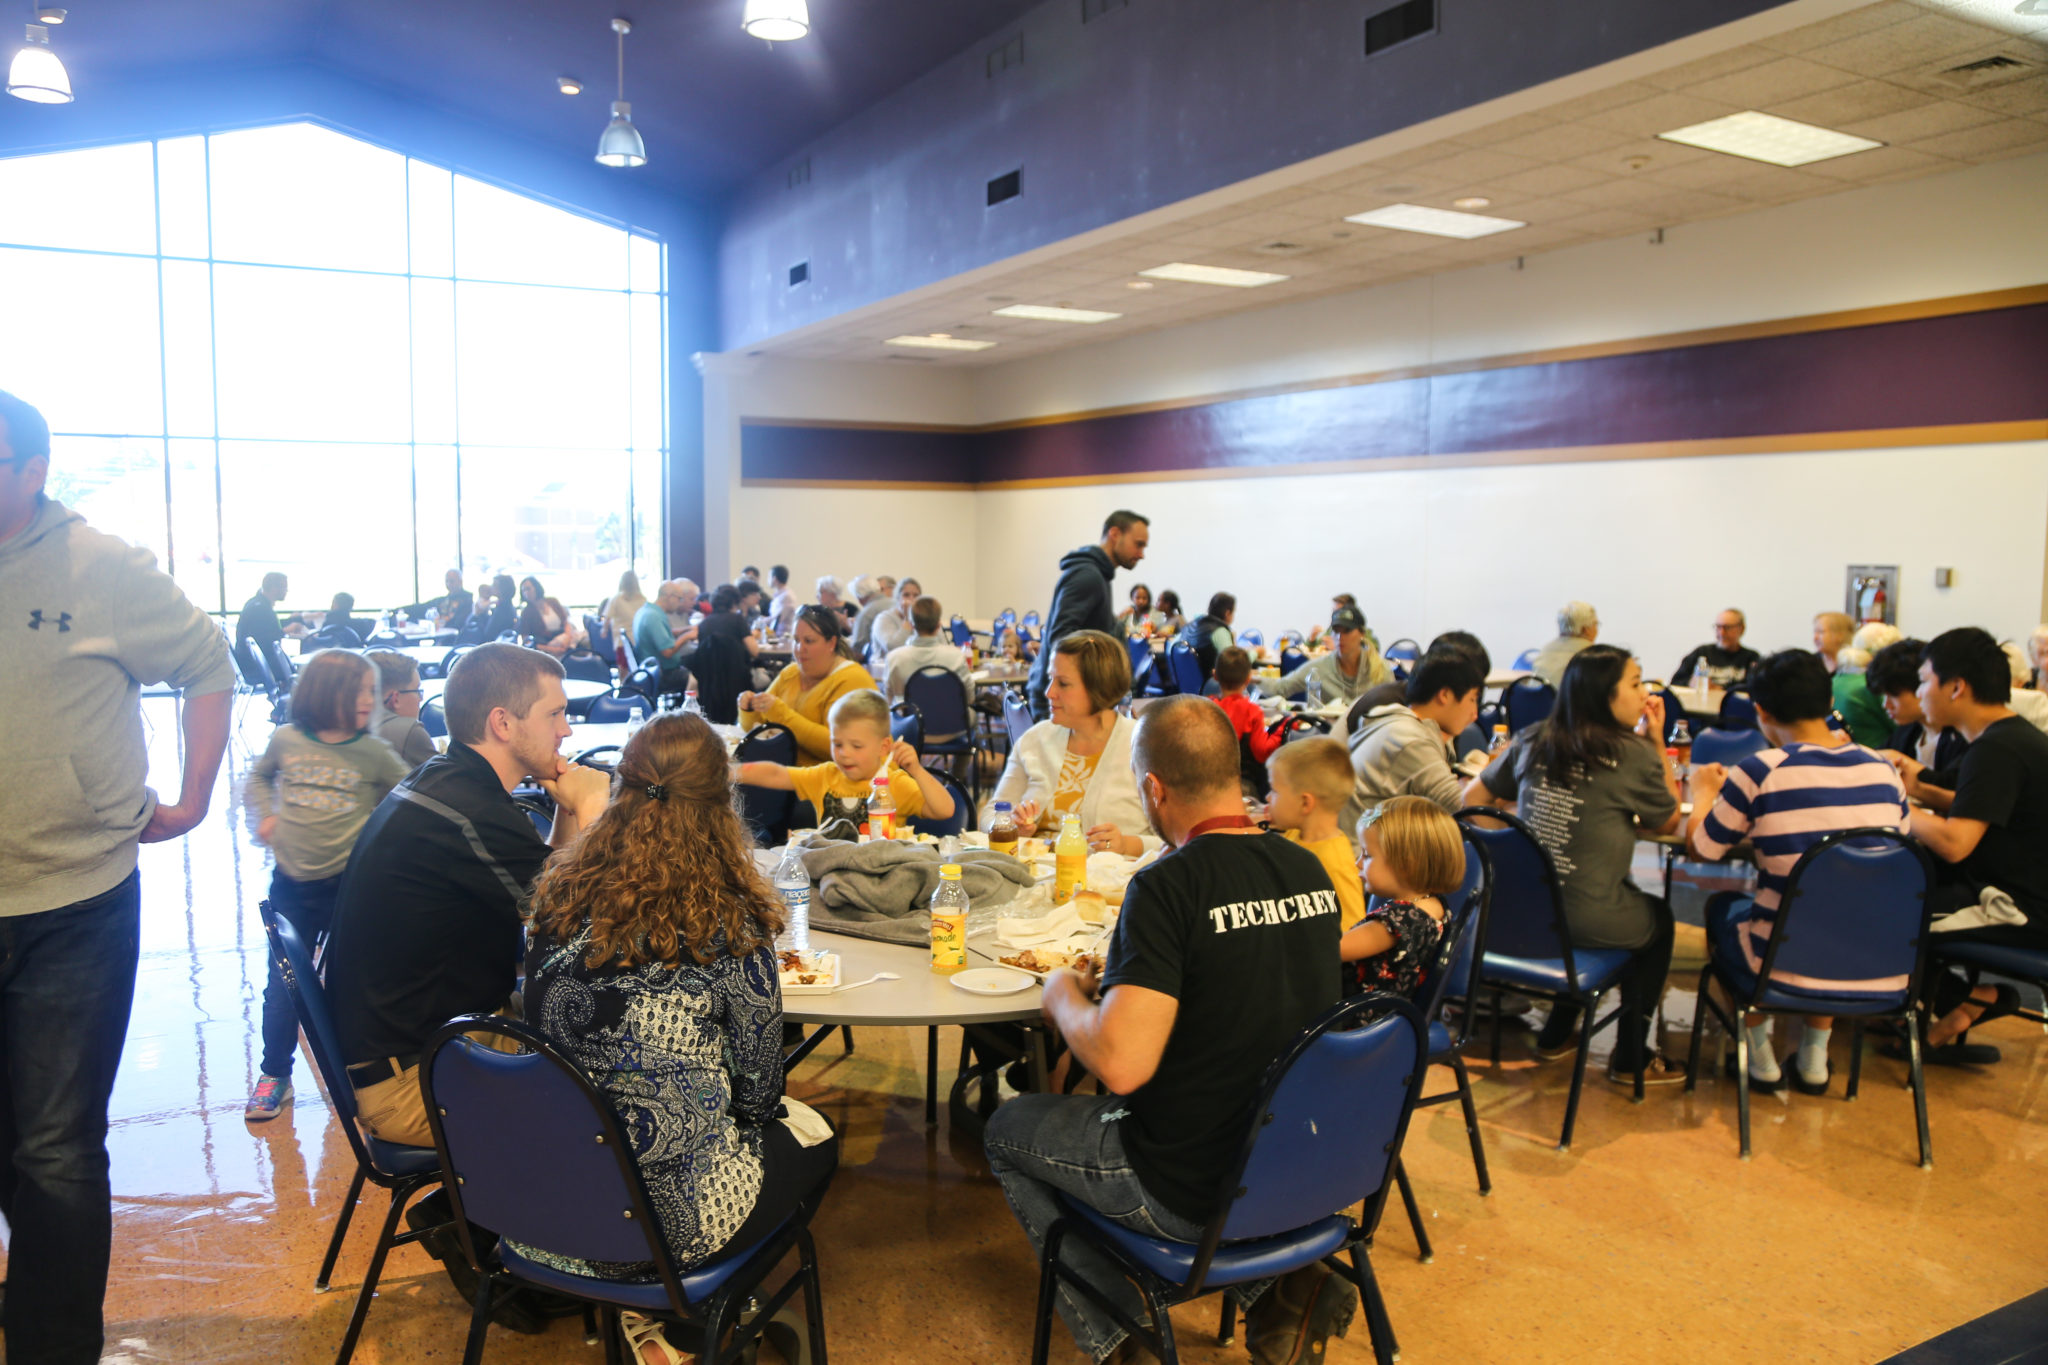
[513,922,785,1279]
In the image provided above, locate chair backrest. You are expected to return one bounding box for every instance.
[1238,629,1264,647]
[1749,829,1935,1008]
[1405,833,1491,1030]
[232,637,276,694]
[365,629,407,649]
[582,613,612,653]
[1003,688,1035,749]
[1503,676,1556,734]
[1383,638,1421,663]
[1194,995,1424,1289]
[1276,714,1332,743]
[265,638,297,687]
[562,650,613,685]
[948,615,973,647]
[260,904,366,1140]
[1021,610,1040,630]
[1455,808,1578,974]
[617,629,640,672]
[734,723,798,841]
[619,662,661,703]
[904,666,971,739]
[312,624,364,649]
[1719,686,1758,730]
[1692,725,1768,768]
[569,743,621,771]
[1511,648,1539,671]
[513,797,553,839]
[423,1018,686,1304]
[1278,646,1307,676]
[444,645,473,676]
[1166,640,1206,696]
[1646,684,1683,744]
[585,693,653,724]
[890,700,923,746]
[421,697,448,738]
[910,770,972,836]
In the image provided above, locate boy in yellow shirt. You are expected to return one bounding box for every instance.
[737,689,956,830]
[1264,737,1365,929]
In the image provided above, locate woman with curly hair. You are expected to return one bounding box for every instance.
[520,715,836,1358]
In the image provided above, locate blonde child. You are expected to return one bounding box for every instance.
[246,649,412,1120]
[1341,796,1462,999]
[1265,738,1365,930]
[737,689,955,831]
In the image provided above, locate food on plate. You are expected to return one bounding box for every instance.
[1017,836,1051,860]
[999,947,1105,975]
[1070,888,1114,924]
[775,949,834,987]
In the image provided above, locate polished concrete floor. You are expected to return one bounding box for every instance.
[17,700,2048,1363]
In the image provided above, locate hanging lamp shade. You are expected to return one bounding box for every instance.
[596,100,646,167]
[742,0,810,41]
[7,25,72,104]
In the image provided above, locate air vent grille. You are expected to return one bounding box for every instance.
[987,168,1022,207]
[986,34,1024,78]
[788,260,809,288]
[1365,0,1434,58]
[1931,51,2037,90]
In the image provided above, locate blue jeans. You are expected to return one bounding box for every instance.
[261,869,341,1079]
[0,871,142,1365]
[984,1093,1268,1362]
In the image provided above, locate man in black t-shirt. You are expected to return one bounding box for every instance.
[1889,628,2048,1052]
[984,696,1340,1364]
[1672,608,1761,688]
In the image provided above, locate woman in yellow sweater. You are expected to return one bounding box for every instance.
[737,604,880,763]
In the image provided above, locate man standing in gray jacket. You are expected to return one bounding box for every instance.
[0,389,234,1365]
[1342,650,1484,849]
[1027,510,1148,720]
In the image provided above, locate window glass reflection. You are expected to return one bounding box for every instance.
[218,441,415,611]
[44,436,168,566]
[458,446,631,608]
[456,282,629,449]
[0,142,156,255]
[208,124,409,274]
[454,175,629,290]
[0,247,163,436]
[213,265,412,443]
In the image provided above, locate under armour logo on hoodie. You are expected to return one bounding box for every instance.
[27,609,72,632]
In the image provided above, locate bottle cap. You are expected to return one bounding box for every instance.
[939,864,962,879]
[994,800,1012,812]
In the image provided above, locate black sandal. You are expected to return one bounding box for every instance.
[1878,1039,2002,1067]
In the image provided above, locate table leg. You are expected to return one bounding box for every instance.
[782,1024,837,1075]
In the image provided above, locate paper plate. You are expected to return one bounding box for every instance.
[949,967,1036,996]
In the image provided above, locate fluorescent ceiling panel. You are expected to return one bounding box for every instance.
[992,303,1122,323]
[1138,262,1290,287]
[1344,202,1527,238]
[884,334,996,351]
[1657,110,1882,166]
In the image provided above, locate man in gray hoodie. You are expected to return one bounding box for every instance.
[1027,509,1149,720]
[0,389,234,1364]
[1342,649,1484,849]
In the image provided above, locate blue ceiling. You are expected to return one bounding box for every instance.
[22,0,1048,200]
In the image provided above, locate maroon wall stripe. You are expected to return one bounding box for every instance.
[741,302,2048,484]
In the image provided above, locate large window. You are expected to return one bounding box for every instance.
[0,122,667,615]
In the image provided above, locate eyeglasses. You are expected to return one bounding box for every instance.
[392,688,424,697]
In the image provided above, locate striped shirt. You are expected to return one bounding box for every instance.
[1695,741,1910,992]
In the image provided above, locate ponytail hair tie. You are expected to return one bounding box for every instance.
[644,783,668,802]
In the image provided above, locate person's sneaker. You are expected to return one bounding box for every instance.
[1606,1054,1689,1087]
[244,1075,292,1121]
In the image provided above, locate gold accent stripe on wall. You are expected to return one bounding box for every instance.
[739,420,2048,492]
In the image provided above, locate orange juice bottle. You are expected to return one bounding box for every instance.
[929,865,968,974]
[1054,814,1087,906]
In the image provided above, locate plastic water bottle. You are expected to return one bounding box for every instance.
[868,773,898,841]
[773,845,811,952]
[1670,718,1692,777]
[1488,724,1509,754]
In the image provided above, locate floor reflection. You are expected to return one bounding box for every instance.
[8,698,2043,1363]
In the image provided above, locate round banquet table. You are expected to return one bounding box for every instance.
[420,675,609,705]
[772,919,1052,1133]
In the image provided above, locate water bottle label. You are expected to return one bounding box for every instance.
[778,884,810,950]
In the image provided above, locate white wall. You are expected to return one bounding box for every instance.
[708,151,2048,660]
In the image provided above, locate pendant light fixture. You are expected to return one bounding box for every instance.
[7,22,72,103]
[595,17,646,168]
[742,0,810,41]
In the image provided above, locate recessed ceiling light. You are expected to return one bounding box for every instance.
[34,7,64,23]
[1138,262,1290,288]
[1345,203,1526,239]
[1451,196,1492,211]
[1657,110,1881,166]
[993,304,1122,323]
[886,334,997,351]
[557,75,583,95]
[1125,280,1154,290]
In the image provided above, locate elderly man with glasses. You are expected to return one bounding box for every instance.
[1673,608,1761,689]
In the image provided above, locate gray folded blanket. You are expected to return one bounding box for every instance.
[795,838,1035,948]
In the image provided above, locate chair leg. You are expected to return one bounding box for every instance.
[1132,1279,1180,1365]
[602,1306,626,1365]
[1734,1022,1754,1161]
[1559,998,1596,1152]
[582,1303,600,1346]
[459,1270,494,1365]
[1216,1295,1237,1347]
[1488,988,1503,1066]
[1846,1019,1865,1101]
[799,1225,830,1365]
[926,1027,939,1126]
[316,1163,368,1291]
[839,1026,854,1055]
[1029,1222,1067,1365]
[1449,1053,1491,1195]
[1906,1009,1933,1171]
[1683,967,1711,1094]
[334,1184,413,1365]
[1351,1244,1399,1365]
[1395,1159,1432,1263]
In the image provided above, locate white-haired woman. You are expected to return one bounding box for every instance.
[2001,639,2048,733]
[2027,625,2048,691]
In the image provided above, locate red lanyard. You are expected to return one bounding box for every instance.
[1185,815,1256,840]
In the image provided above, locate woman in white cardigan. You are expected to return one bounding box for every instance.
[989,629,1159,856]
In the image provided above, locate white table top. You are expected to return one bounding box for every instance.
[781,932,1045,1027]
[563,719,744,758]
[971,663,1031,686]
[1486,669,1533,689]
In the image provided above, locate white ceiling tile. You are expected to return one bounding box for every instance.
[1452,112,1564,146]
[1640,45,1785,92]
[1485,121,1640,163]
[1795,141,1959,180]
[1802,12,2009,76]
[1906,114,2048,158]
[1537,81,1671,122]
[1686,55,1864,106]
[1845,97,2008,141]
[1492,162,1620,197]
[1642,157,1836,200]
[1769,77,1940,126]
[1409,145,1553,185]
[1759,2,1928,55]
[1579,90,1748,138]
[1956,73,2048,117]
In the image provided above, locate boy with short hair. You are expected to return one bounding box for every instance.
[737,689,955,830]
[1211,646,1283,779]
[1265,737,1366,931]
